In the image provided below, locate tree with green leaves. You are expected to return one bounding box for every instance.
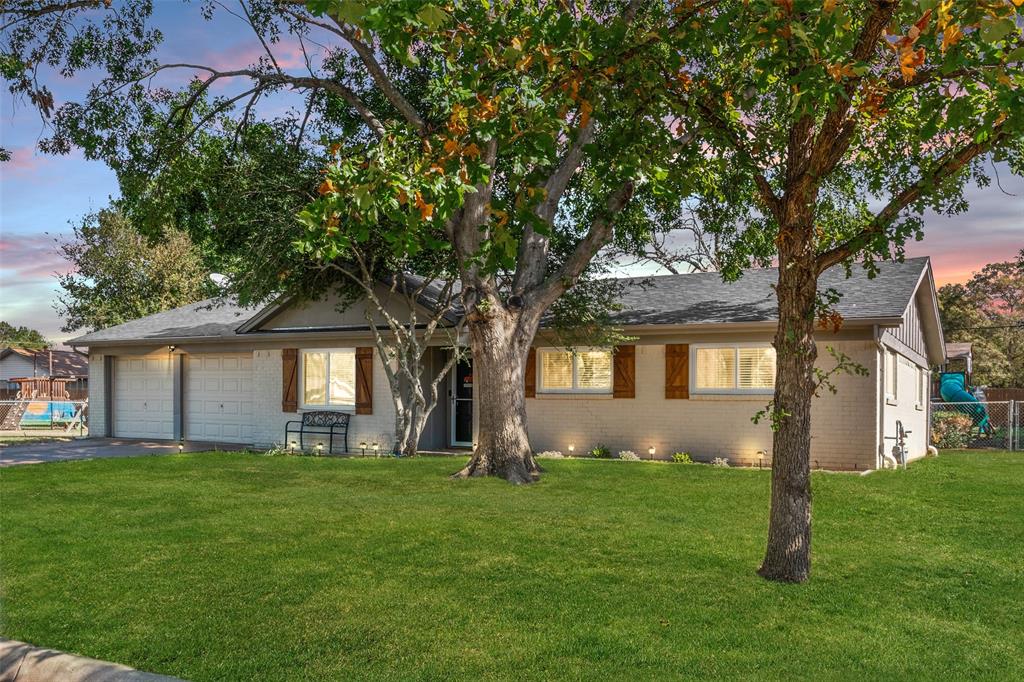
[687,0,1024,581]
[5,0,705,483]
[0,322,49,350]
[939,255,1024,388]
[56,209,213,332]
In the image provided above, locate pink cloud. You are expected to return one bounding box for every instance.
[2,147,50,175]
[0,233,73,281]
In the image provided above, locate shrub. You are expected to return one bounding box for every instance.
[536,450,564,459]
[711,457,730,467]
[931,412,973,449]
[671,452,693,464]
[618,450,640,461]
[589,444,611,458]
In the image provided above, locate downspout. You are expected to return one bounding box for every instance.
[874,325,886,470]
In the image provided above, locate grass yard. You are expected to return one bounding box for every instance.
[2,451,1023,680]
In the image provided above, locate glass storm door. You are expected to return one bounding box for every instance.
[450,358,473,447]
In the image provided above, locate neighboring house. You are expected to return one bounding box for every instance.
[0,347,89,397]
[67,257,943,470]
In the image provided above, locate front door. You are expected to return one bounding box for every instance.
[450,358,473,447]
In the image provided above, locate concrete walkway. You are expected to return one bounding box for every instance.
[0,438,247,467]
[0,638,184,681]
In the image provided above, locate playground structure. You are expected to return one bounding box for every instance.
[0,376,87,432]
[930,342,1022,450]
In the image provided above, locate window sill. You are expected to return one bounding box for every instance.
[534,392,613,400]
[886,398,898,406]
[299,406,356,413]
[690,393,771,402]
[915,403,924,411]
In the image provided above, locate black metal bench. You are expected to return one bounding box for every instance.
[285,411,350,454]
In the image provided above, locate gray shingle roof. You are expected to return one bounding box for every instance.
[0,348,88,377]
[67,298,257,345]
[607,257,928,326]
[68,258,929,345]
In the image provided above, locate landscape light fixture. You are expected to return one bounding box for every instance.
[568,444,575,455]
[316,443,324,456]
[359,441,367,456]
[372,442,380,456]
[177,442,184,454]
[289,441,296,453]
[648,446,656,458]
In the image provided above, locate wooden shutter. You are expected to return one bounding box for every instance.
[282,348,298,412]
[665,344,690,399]
[613,345,635,398]
[355,347,373,414]
[525,348,537,398]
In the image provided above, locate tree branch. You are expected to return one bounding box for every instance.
[531,180,635,310]
[325,15,427,133]
[815,129,1003,272]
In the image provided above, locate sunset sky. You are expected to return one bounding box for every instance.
[1,3,1022,346]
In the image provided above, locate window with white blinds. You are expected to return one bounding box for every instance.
[693,345,776,394]
[538,348,612,393]
[540,350,573,390]
[302,349,357,408]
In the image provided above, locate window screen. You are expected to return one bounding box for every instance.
[576,350,612,389]
[303,351,327,405]
[696,347,736,390]
[540,351,573,390]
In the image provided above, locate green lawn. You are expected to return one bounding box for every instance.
[2,452,1022,680]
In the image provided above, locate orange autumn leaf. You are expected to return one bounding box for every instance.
[414,192,434,221]
[443,138,460,155]
[899,46,926,82]
[578,99,593,127]
[823,0,837,13]
[328,142,342,155]
[463,142,481,159]
[397,189,408,205]
[827,63,857,81]
[317,178,336,195]
[941,23,962,53]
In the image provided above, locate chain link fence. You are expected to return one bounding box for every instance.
[0,400,88,437]
[930,400,1019,451]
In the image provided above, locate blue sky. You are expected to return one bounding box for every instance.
[1,3,1022,346]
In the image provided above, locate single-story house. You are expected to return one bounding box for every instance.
[0,347,89,397]
[68,256,943,470]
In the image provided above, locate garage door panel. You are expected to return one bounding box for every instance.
[114,357,173,439]
[185,353,254,444]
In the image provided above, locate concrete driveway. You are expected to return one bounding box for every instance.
[0,438,248,467]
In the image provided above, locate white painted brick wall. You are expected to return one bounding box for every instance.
[526,340,879,470]
[882,348,930,463]
[251,348,398,452]
[88,353,106,436]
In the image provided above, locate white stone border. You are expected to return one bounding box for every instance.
[0,639,184,682]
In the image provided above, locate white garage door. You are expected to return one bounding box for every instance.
[114,357,174,439]
[185,354,254,444]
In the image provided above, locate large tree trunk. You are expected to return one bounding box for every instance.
[758,255,819,583]
[452,308,540,484]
